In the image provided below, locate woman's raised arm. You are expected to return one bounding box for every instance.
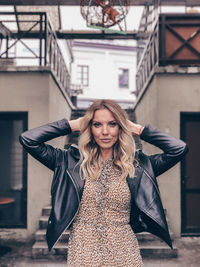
[127,119,144,136]
[68,117,83,132]
[140,125,188,177]
[19,118,72,171]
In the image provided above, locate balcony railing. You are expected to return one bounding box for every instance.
[0,12,71,95]
[136,21,159,95]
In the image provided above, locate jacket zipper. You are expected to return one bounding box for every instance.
[143,168,161,198]
[53,170,81,248]
[137,163,161,198]
[135,164,167,230]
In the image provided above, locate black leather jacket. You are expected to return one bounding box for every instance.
[19,118,188,251]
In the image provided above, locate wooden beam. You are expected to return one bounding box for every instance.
[56,30,148,40]
[1,1,200,6]
[0,22,11,37]
[0,30,148,40]
[0,0,148,5]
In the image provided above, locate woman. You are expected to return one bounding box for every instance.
[19,99,188,267]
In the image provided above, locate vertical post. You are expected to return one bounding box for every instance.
[155,22,158,65]
[39,13,43,66]
[49,34,52,67]
[53,39,56,72]
[44,13,48,66]
[6,36,9,58]
[159,14,166,66]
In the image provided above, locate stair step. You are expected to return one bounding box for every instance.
[33,206,177,259]
[32,242,177,259]
[32,241,68,258]
[35,229,70,243]
[140,244,178,258]
[136,232,164,243]
[39,216,49,229]
[42,206,52,216]
[32,241,177,259]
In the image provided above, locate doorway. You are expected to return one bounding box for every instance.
[181,112,200,235]
[0,112,27,228]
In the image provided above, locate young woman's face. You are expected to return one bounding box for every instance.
[91,108,119,155]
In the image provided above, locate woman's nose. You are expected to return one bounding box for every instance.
[102,125,108,134]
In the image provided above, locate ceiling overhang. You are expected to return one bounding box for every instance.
[14,6,61,30]
[1,1,200,6]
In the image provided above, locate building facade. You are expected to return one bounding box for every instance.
[0,13,74,241]
[134,13,200,238]
[71,40,137,109]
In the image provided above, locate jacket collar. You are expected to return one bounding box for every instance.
[69,144,81,160]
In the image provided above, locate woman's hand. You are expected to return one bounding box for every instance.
[127,120,144,136]
[69,117,83,132]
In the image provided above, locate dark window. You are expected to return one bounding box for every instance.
[77,65,89,86]
[0,112,27,228]
[118,68,129,88]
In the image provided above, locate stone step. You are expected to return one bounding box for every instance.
[38,221,166,244]
[35,229,70,243]
[140,243,178,258]
[39,216,49,229]
[35,209,177,259]
[32,241,177,259]
[42,206,52,216]
[35,229,169,246]
[32,241,68,259]
[136,232,164,243]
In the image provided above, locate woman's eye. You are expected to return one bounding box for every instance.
[93,122,101,127]
[109,121,117,127]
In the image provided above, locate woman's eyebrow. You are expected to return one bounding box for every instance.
[92,119,117,123]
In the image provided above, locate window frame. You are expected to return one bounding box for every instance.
[77,64,89,87]
[118,68,129,89]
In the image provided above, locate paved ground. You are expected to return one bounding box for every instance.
[0,237,200,267]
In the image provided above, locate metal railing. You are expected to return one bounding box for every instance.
[0,12,71,95]
[136,20,159,95]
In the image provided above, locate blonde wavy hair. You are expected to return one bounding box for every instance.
[78,99,136,180]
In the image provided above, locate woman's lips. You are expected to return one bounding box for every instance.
[100,139,111,143]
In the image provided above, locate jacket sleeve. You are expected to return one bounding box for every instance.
[140,125,188,177]
[19,118,72,171]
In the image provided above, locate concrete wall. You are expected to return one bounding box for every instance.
[0,69,72,240]
[134,72,200,237]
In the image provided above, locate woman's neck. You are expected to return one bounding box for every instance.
[100,150,113,162]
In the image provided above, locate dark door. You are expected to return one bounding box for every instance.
[0,112,27,228]
[181,112,200,235]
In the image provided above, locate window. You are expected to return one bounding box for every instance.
[77,65,89,87]
[118,68,129,89]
